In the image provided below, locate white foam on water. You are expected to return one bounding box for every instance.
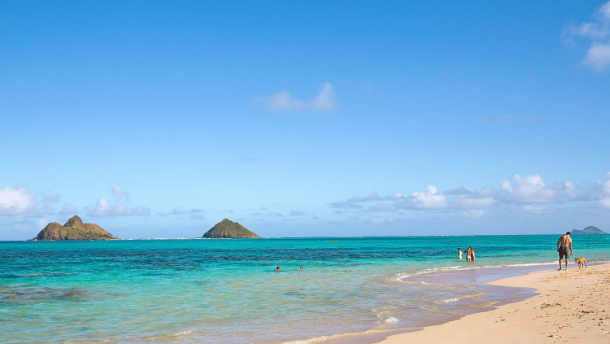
[392,272,411,281]
[172,329,192,337]
[281,328,393,344]
[283,335,330,344]
[394,261,566,283]
[382,316,399,324]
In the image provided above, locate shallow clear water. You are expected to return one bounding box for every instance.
[1,235,608,344]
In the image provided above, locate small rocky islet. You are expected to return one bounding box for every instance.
[30,215,118,241]
[202,218,261,238]
[572,226,606,235]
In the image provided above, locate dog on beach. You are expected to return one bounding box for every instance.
[574,257,587,269]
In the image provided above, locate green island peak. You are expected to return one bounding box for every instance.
[202,218,261,238]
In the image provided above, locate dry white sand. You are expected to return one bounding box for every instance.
[376,263,610,344]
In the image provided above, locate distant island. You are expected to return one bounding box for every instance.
[203,218,261,238]
[31,215,118,241]
[572,226,606,235]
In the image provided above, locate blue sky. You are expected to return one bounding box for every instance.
[1,0,609,240]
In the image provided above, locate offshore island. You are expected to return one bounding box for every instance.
[571,225,606,234]
[30,215,118,241]
[29,216,260,241]
[202,218,260,238]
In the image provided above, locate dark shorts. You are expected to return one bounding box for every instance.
[558,246,569,259]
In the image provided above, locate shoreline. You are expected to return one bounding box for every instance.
[283,263,556,344]
[373,262,610,344]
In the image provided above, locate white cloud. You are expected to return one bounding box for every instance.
[110,183,130,201]
[598,172,610,208]
[0,186,37,215]
[565,1,610,72]
[290,210,305,216]
[499,174,556,204]
[333,185,496,212]
[331,172,610,216]
[85,184,149,217]
[86,198,127,217]
[521,204,553,213]
[583,42,610,71]
[565,181,577,198]
[410,186,448,209]
[452,195,495,209]
[265,90,303,112]
[259,82,336,113]
[85,197,150,217]
[310,82,335,112]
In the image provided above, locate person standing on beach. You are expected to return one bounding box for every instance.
[458,248,463,260]
[557,232,573,271]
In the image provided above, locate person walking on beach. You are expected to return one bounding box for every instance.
[557,232,573,271]
[458,248,463,260]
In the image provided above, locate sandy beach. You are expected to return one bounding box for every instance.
[377,263,610,344]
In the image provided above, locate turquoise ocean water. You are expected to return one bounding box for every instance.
[1,235,609,344]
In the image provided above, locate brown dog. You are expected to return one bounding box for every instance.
[574,257,587,269]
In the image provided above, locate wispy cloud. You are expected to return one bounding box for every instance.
[331,172,610,216]
[1,183,152,219]
[58,202,78,215]
[157,209,185,217]
[598,172,610,207]
[131,205,151,216]
[255,82,336,113]
[157,208,205,219]
[565,1,610,72]
[85,198,151,217]
[584,42,610,71]
[188,208,205,219]
[85,184,150,217]
[110,183,130,201]
[289,210,305,216]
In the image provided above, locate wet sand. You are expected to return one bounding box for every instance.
[376,263,610,344]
